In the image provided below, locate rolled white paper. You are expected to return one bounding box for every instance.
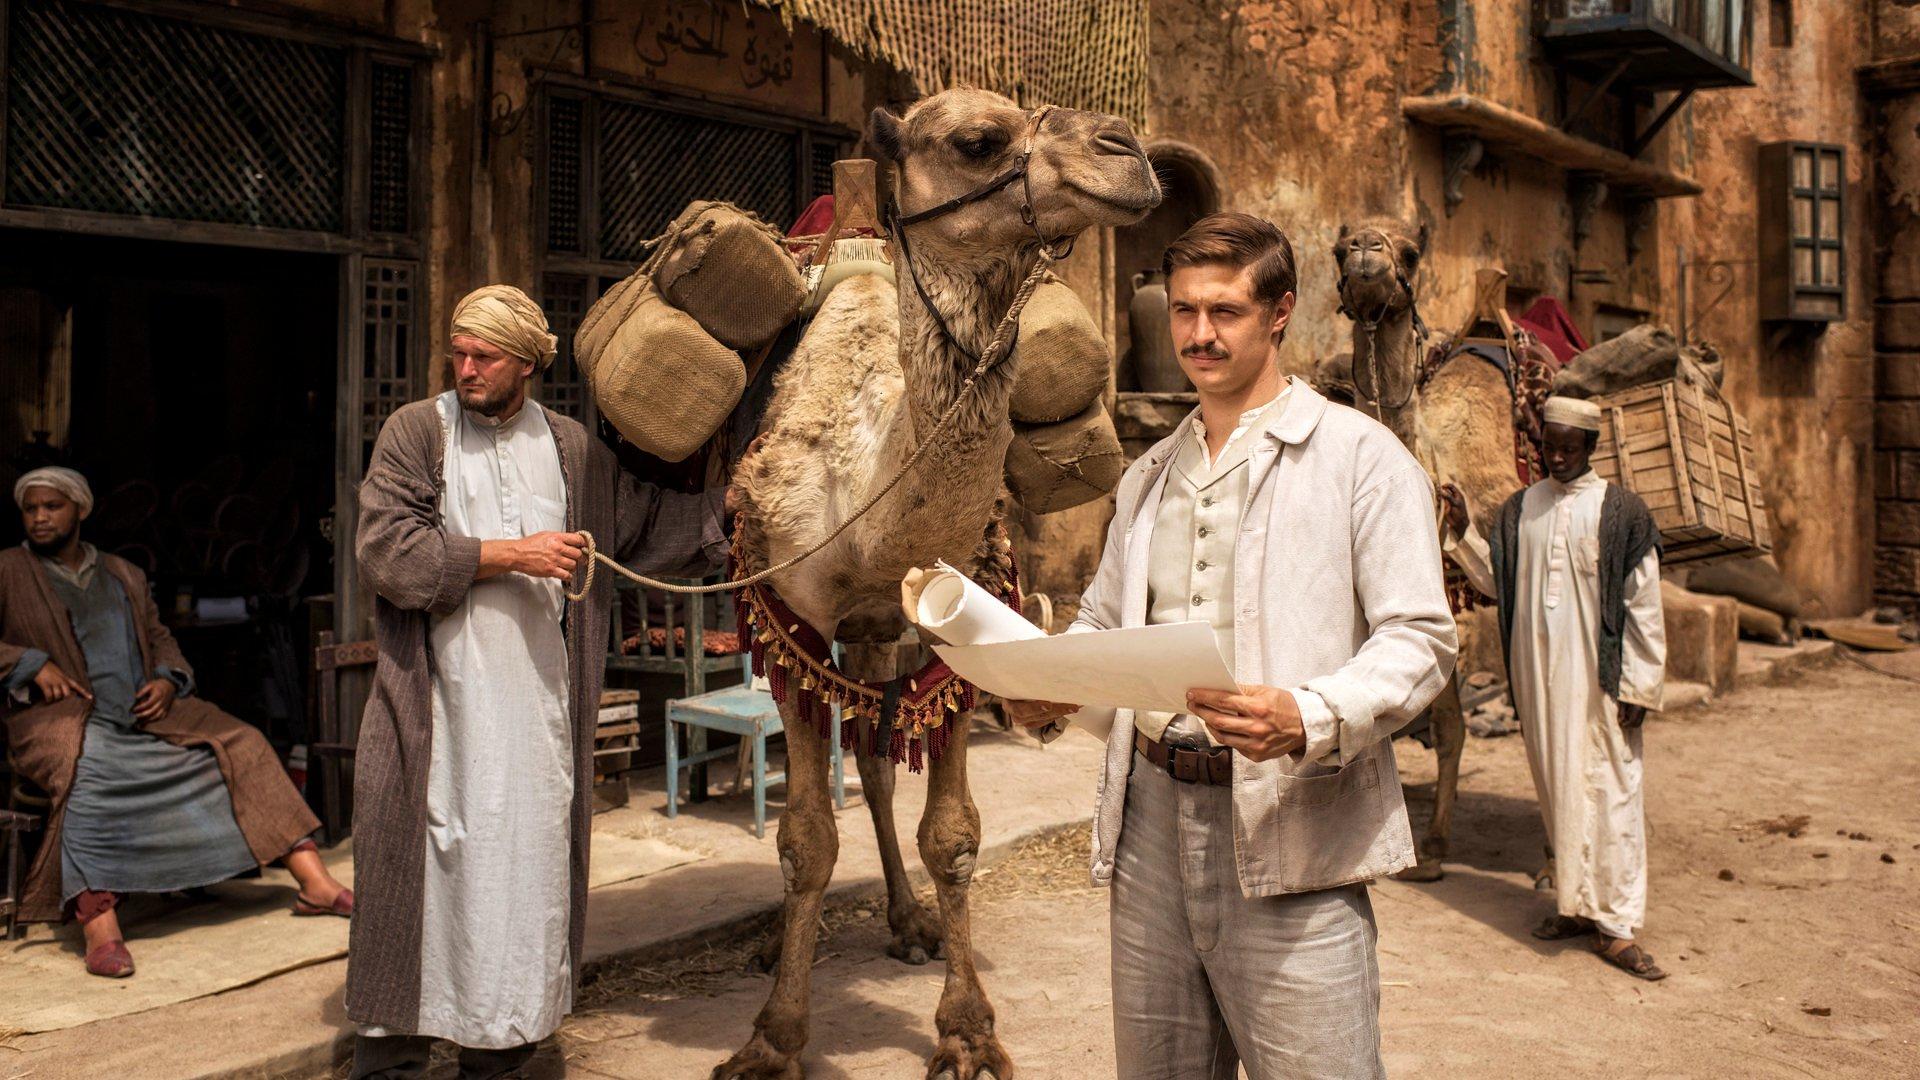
[911,561,1044,645]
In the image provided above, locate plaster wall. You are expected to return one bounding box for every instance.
[1107,0,1877,614]
[1670,1,1877,616]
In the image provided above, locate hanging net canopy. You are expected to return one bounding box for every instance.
[757,0,1150,125]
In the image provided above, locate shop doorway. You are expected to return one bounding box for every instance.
[0,228,339,751]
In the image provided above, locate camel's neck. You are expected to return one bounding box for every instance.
[892,246,1028,450]
[1350,305,1424,449]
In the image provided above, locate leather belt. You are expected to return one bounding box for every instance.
[1133,728,1234,786]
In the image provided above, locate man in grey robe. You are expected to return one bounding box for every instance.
[347,286,732,1078]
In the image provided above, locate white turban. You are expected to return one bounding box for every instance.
[451,285,559,371]
[13,466,93,518]
[1542,396,1603,433]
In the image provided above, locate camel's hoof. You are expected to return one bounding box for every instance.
[887,903,945,966]
[1394,860,1445,883]
[711,1034,803,1080]
[927,1028,1012,1080]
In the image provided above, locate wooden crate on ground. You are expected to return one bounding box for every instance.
[1590,377,1771,566]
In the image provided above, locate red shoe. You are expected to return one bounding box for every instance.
[85,939,135,978]
[293,887,353,918]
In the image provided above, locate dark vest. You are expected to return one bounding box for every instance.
[1488,479,1660,699]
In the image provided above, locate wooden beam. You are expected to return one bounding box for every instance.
[1858,55,1920,98]
[1403,93,1703,198]
[0,206,420,257]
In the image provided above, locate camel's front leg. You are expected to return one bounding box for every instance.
[713,696,839,1080]
[918,719,1012,1080]
[1399,677,1465,883]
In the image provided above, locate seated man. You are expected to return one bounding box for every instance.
[1,467,349,978]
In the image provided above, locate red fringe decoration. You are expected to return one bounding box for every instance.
[730,519,1022,770]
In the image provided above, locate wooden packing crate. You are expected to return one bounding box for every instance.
[1589,377,1772,567]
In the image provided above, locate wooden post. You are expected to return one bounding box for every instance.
[826,158,881,248]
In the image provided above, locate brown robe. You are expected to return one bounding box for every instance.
[344,396,727,1035]
[0,547,320,922]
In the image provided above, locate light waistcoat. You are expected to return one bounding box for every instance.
[1139,403,1275,744]
[1069,382,1458,896]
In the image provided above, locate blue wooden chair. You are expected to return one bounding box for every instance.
[665,652,847,838]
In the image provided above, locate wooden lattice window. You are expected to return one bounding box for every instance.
[1758,141,1844,322]
[368,62,415,235]
[598,100,795,262]
[359,260,417,467]
[545,95,586,254]
[540,84,850,267]
[5,0,347,231]
[538,273,593,423]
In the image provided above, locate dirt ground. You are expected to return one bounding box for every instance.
[327,655,1920,1078]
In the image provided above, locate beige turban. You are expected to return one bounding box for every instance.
[14,466,93,518]
[451,285,558,370]
[1542,396,1603,433]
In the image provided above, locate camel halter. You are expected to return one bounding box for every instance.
[1337,232,1427,416]
[566,109,1072,601]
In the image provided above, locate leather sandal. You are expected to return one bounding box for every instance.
[1593,936,1667,981]
[85,939,135,978]
[293,888,353,918]
[1531,914,1595,940]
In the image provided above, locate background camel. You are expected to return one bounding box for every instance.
[716,88,1159,1080]
[1327,217,1524,879]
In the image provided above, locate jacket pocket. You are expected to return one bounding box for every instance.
[1238,758,1390,889]
[1269,758,1380,807]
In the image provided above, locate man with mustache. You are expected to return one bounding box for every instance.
[347,285,733,1077]
[999,214,1457,1077]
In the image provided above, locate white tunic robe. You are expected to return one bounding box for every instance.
[413,392,574,1046]
[1453,471,1665,938]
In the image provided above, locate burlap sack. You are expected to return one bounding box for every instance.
[574,269,651,389]
[1005,400,1124,514]
[594,282,746,462]
[1009,277,1111,424]
[653,202,805,350]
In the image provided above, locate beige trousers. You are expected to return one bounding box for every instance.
[1110,751,1386,1080]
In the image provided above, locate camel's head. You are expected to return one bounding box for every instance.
[1332,217,1426,325]
[870,88,1161,259]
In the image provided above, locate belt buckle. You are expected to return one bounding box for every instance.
[1164,741,1201,784]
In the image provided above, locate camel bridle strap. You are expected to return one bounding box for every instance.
[892,105,1076,261]
[1337,231,1427,416]
[567,248,1058,601]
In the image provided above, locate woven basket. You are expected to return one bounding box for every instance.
[593,282,746,462]
[574,269,651,389]
[1005,399,1125,514]
[1009,277,1111,424]
[653,202,806,350]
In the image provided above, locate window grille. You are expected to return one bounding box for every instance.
[359,260,417,467]
[598,100,797,263]
[5,0,347,231]
[368,63,414,234]
[538,273,593,423]
[546,96,586,254]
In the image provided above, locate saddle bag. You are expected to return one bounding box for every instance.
[653,201,807,350]
[1004,399,1125,514]
[589,281,746,462]
[1008,275,1111,424]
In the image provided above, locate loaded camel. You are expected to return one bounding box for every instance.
[715,88,1160,1080]
[1329,218,1527,879]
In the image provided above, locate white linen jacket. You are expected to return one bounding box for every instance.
[1070,381,1457,895]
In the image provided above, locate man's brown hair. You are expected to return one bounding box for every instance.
[1161,212,1298,309]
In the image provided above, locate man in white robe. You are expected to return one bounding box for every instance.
[349,286,732,1076]
[1446,396,1669,981]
